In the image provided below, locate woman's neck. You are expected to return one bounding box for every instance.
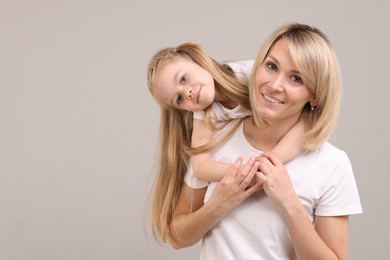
[243,116,298,152]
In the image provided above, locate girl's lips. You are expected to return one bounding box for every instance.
[196,86,202,103]
[262,93,284,104]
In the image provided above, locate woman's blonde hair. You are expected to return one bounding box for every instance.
[249,23,342,150]
[147,43,249,242]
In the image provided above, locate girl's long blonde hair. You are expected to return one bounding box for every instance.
[249,23,342,150]
[147,43,249,242]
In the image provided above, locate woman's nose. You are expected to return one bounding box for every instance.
[269,76,284,91]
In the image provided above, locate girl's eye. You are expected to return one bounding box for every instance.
[266,62,277,71]
[177,94,183,105]
[180,75,187,84]
[291,75,303,84]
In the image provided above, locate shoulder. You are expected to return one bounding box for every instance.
[293,142,352,177]
[223,60,255,75]
[223,60,254,86]
[316,142,350,166]
[305,142,353,182]
[310,143,363,216]
[213,102,252,120]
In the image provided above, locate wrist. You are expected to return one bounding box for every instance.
[281,196,306,218]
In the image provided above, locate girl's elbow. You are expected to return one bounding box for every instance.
[167,235,189,250]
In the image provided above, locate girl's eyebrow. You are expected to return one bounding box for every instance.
[169,89,174,106]
[174,68,184,83]
[171,70,181,107]
[174,70,180,83]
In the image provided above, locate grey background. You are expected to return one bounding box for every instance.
[0,0,388,259]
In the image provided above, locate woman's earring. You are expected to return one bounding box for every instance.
[310,105,315,111]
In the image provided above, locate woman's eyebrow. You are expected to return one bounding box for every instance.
[267,54,301,75]
[267,55,279,64]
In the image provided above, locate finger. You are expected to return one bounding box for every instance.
[243,180,262,197]
[239,161,259,189]
[258,157,273,176]
[262,152,283,167]
[225,156,243,177]
[256,171,268,183]
[236,157,256,182]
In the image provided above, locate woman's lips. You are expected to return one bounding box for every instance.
[262,93,284,104]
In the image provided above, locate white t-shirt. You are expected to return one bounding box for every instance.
[185,122,363,260]
[193,101,252,121]
[224,59,254,87]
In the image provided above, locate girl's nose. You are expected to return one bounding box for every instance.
[187,88,193,99]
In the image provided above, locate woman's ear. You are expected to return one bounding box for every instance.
[309,96,318,107]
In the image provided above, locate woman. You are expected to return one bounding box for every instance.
[168,23,362,259]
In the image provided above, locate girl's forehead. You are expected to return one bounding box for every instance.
[157,58,184,77]
[158,56,190,70]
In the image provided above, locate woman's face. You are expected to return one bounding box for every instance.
[153,58,215,112]
[254,38,315,124]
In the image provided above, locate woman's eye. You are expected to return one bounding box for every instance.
[180,75,187,84]
[266,62,277,71]
[177,94,183,105]
[291,75,303,84]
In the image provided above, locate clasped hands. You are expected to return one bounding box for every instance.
[209,153,296,216]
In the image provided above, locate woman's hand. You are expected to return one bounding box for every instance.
[207,156,263,218]
[257,152,299,211]
[168,156,263,248]
[257,152,347,259]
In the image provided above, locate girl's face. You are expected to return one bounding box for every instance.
[254,38,316,124]
[153,58,215,112]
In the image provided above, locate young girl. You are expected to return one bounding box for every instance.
[146,42,304,242]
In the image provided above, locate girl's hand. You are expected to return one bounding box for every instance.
[256,152,299,210]
[208,156,263,217]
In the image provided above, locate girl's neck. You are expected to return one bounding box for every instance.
[243,116,298,152]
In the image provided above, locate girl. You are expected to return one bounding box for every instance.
[147,43,304,242]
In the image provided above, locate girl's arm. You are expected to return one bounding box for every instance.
[191,118,232,182]
[168,157,261,249]
[193,113,304,182]
[257,153,348,259]
[271,117,305,163]
[191,60,255,182]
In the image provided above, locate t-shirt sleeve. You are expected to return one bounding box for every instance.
[184,161,209,189]
[193,110,206,120]
[224,60,255,86]
[315,151,363,216]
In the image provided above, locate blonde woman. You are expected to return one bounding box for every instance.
[168,23,362,259]
[147,43,304,242]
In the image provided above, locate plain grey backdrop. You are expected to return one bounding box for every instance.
[1,0,389,259]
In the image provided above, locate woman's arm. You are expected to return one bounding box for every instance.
[168,157,262,249]
[257,153,348,260]
[271,117,305,164]
[191,118,232,182]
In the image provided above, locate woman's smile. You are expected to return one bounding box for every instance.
[262,93,284,104]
